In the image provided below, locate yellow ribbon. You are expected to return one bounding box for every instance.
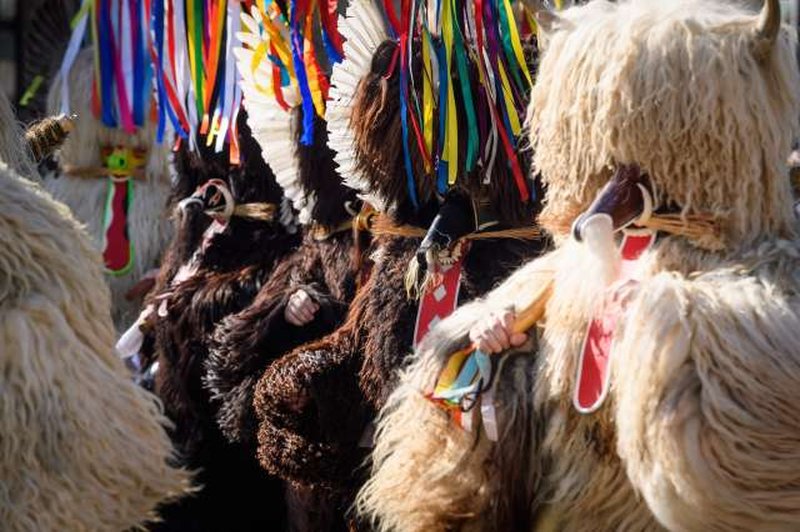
[502,0,532,86]
[72,0,91,29]
[250,4,298,98]
[250,41,276,96]
[421,28,434,173]
[523,6,537,35]
[206,109,222,146]
[432,348,473,397]
[442,0,458,185]
[497,61,521,135]
[303,11,326,117]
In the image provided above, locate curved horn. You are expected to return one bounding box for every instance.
[753,0,780,59]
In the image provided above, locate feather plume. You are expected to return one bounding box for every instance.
[326,0,391,212]
[236,11,310,222]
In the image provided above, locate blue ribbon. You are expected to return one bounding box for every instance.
[321,27,343,65]
[289,0,315,145]
[98,0,117,127]
[152,0,166,141]
[132,0,145,126]
[435,36,448,194]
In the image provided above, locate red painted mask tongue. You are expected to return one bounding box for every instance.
[103,179,134,275]
[574,231,656,413]
[413,243,470,348]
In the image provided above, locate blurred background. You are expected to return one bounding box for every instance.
[0,0,79,121]
[0,0,797,122]
[0,0,21,99]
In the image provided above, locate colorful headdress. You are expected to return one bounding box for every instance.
[236,0,345,223]
[327,0,535,212]
[55,1,168,277]
[325,0,389,211]
[149,0,246,162]
[58,0,245,161]
[58,0,154,134]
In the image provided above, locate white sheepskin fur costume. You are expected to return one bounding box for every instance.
[359,0,800,530]
[45,49,173,331]
[0,91,191,530]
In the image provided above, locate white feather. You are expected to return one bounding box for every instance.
[327,0,391,213]
[236,9,313,223]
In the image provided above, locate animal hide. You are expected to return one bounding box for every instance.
[357,251,560,532]
[141,114,298,531]
[253,234,544,504]
[0,91,190,530]
[44,50,173,331]
[206,105,361,449]
[206,229,362,447]
[250,0,545,525]
[360,0,800,530]
[206,229,363,532]
[612,239,800,531]
[205,83,363,530]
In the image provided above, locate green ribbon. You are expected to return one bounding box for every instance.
[496,0,524,91]
[451,0,478,172]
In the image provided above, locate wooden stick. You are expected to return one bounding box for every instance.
[456,276,554,359]
[61,165,148,181]
[511,278,554,334]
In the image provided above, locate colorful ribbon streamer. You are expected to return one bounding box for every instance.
[242,0,344,145]
[150,0,247,160]
[394,0,533,205]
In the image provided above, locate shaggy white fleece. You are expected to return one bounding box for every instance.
[45,50,173,331]
[360,0,800,530]
[0,92,191,531]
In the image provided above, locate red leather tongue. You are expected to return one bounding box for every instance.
[413,244,470,348]
[574,232,655,413]
[103,179,133,274]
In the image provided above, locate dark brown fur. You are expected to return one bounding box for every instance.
[205,230,361,446]
[141,112,297,531]
[245,34,545,528]
[204,104,361,532]
[350,40,437,221]
[204,102,361,448]
[253,234,546,497]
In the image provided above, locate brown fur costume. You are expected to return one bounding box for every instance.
[0,91,190,531]
[252,12,546,523]
[206,108,361,449]
[205,106,363,532]
[140,112,298,531]
[360,1,800,530]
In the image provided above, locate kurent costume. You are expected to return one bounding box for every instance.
[42,10,174,331]
[0,89,190,532]
[361,0,800,531]
[205,3,367,527]
[206,0,362,452]
[137,114,295,531]
[126,2,298,529]
[250,0,546,523]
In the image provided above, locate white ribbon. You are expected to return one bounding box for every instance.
[120,0,134,123]
[215,0,240,153]
[58,0,91,115]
